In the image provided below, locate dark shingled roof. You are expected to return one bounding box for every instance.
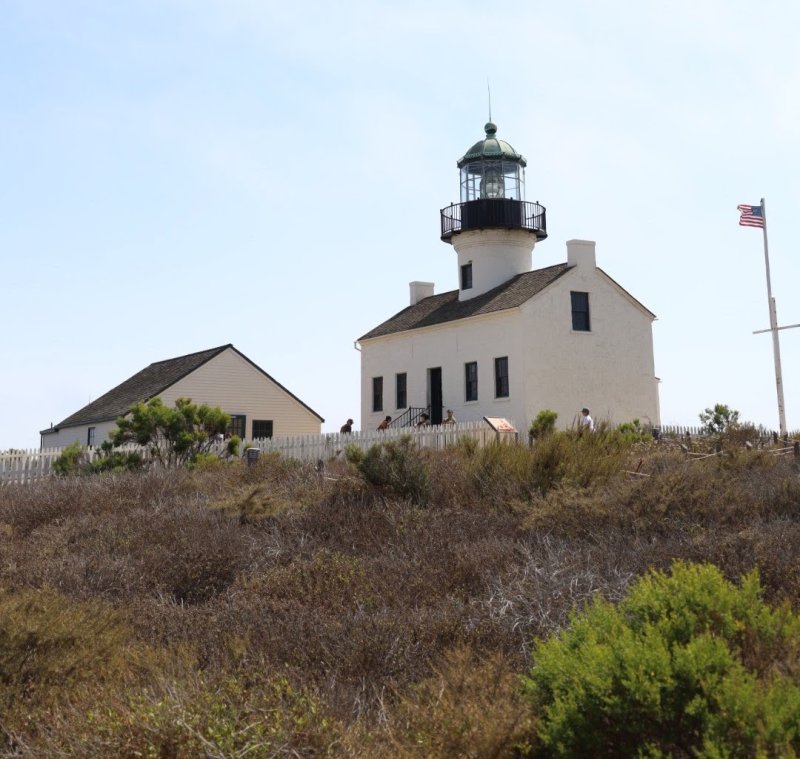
[359,263,572,341]
[48,345,232,430]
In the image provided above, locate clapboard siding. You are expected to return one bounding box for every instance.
[39,420,119,450]
[159,348,321,438]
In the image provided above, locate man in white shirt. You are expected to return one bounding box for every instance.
[580,407,594,432]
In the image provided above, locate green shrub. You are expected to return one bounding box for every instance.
[190,451,226,471]
[110,397,231,467]
[469,441,539,501]
[88,443,144,473]
[52,442,85,476]
[344,443,365,466]
[466,429,635,501]
[352,436,431,505]
[616,418,653,444]
[699,403,741,435]
[529,410,558,439]
[523,561,800,757]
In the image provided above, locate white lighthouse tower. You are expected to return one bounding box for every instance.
[440,122,547,300]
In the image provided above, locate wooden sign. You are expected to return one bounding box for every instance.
[483,417,517,433]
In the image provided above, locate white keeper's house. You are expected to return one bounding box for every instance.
[40,344,323,449]
[357,122,660,431]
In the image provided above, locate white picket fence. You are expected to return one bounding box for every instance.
[0,421,517,486]
[0,448,60,485]
[658,424,779,441]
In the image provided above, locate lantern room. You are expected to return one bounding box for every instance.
[458,121,526,201]
[440,121,547,243]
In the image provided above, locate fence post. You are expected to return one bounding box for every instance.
[794,442,799,460]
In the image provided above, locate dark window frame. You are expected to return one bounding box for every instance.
[227,414,246,439]
[395,372,407,409]
[372,376,383,412]
[87,427,96,447]
[571,291,591,331]
[494,356,509,398]
[465,361,478,402]
[461,262,473,290]
[252,420,273,439]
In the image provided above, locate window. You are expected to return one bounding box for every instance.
[396,373,407,409]
[87,427,96,447]
[465,361,478,402]
[494,357,509,398]
[252,420,273,439]
[372,376,383,412]
[227,415,246,439]
[461,262,473,290]
[571,291,591,331]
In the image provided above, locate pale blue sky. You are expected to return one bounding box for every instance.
[3,0,799,449]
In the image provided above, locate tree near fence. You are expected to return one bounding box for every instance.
[698,403,741,435]
[110,397,239,467]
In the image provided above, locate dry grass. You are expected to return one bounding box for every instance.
[1,436,799,756]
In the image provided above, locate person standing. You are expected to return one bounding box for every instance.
[377,415,392,431]
[340,418,354,434]
[442,409,457,425]
[580,407,594,432]
[416,413,430,428]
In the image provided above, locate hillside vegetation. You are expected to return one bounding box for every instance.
[1,430,800,757]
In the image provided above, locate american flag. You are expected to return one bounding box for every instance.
[737,203,765,228]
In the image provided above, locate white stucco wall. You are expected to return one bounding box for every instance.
[452,229,536,300]
[520,266,659,429]
[360,310,528,431]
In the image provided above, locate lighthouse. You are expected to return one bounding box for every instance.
[440,122,547,301]
[357,121,659,433]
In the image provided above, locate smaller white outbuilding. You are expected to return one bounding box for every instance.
[40,344,324,449]
[357,122,660,432]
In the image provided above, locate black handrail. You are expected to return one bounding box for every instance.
[389,407,429,428]
[440,199,547,242]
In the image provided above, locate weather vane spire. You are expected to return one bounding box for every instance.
[487,79,492,122]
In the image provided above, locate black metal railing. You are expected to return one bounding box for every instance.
[389,407,429,428]
[440,199,547,242]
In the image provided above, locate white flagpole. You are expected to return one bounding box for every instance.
[760,198,787,436]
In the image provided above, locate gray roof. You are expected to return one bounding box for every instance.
[359,263,571,341]
[43,344,324,433]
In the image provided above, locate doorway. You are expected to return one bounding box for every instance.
[428,367,443,425]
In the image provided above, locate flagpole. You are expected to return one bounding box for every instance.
[760,197,787,436]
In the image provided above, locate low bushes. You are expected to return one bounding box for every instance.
[466,427,637,502]
[3,435,800,755]
[347,435,431,505]
[0,588,139,714]
[367,646,537,758]
[523,562,800,757]
[49,672,343,758]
